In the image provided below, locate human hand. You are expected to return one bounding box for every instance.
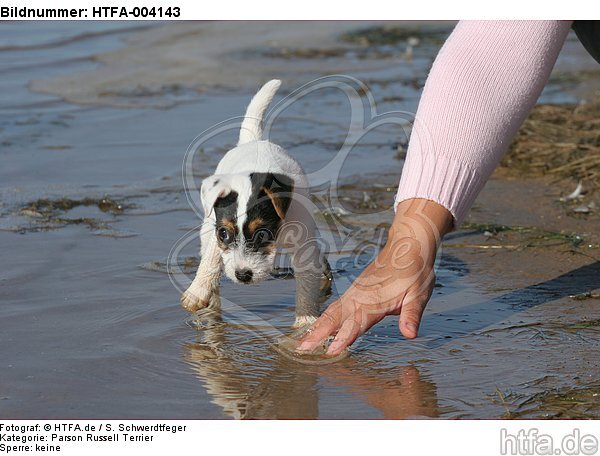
[296,198,453,356]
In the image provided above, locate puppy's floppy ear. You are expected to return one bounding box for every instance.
[253,172,294,220]
[201,175,233,217]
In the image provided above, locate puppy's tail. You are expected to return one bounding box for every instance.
[238,79,281,145]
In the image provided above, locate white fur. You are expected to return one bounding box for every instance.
[238,79,281,146]
[182,80,326,323]
[292,315,318,328]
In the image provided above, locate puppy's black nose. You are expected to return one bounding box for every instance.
[235,269,253,283]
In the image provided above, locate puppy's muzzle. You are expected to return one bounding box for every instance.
[235,268,253,283]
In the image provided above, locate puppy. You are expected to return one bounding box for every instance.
[181,80,331,327]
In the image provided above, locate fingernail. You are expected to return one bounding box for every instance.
[326,342,341,356]
[406,322,418,335]
[296,341,314,352]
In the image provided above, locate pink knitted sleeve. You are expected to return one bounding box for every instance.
[395,21,573,226]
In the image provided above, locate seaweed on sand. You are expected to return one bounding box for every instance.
[503,101,600,192]
[17,196,127,231]
[340,25,452,46]
[459,222,587,249]
[495,384,600,419]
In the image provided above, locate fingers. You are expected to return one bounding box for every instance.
[297,299,382,356]
[399,293,430,339]
[326,318,361,356]
[296,301,341,352]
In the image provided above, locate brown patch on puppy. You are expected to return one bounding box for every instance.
[262,186,289,220]
[221,219,236,233]
[261,242,277,255]
[246,217,264,237]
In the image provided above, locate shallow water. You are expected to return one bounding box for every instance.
[1,22,599,419]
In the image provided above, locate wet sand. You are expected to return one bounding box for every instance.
[1,22,598,419]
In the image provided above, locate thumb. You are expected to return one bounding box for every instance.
[399,293,431,339]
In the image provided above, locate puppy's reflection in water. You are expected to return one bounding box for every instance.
[183,312,319,419]
[183,312,439,419]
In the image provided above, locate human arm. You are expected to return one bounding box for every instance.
[297,21,573,355]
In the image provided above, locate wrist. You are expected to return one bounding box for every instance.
[388,198,453,261]
[373,198,448,281]
[393,198,453,235]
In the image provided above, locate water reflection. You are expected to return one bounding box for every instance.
[183,319,439,419]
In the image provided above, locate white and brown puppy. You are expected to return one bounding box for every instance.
[181,80,331,327]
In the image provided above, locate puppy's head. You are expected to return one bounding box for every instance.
[201,172,294,284]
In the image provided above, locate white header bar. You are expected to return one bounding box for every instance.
[0,0,593,20]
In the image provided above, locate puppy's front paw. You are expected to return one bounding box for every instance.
[292,315,318,329]
[181,285,216,312]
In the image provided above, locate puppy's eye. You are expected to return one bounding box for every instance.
[255,228,274,246]
[218,227,232,244]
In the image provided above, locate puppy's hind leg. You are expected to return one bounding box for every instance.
[181,221,223,312]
